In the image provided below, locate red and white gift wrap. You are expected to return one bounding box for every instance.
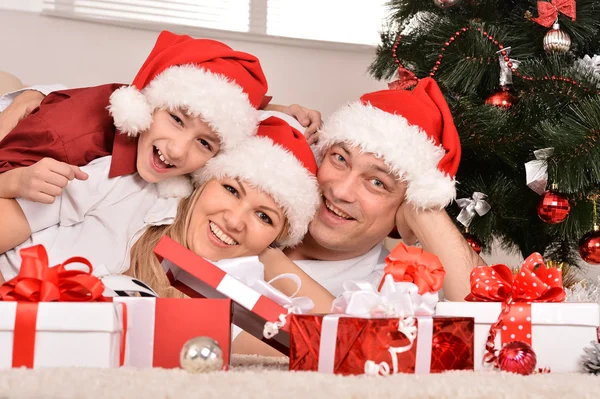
[0,302,125,368]
[113,297,232,369]
[436,253,600,372]
[154,236,313,355]
[0,245,126,369]
[290,275,474,375]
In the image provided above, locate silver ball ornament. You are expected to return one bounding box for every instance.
[543,23,571,53]
[433,0,461,8]
[179,336,224,373]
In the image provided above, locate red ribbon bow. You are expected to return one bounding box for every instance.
[465,252,566,303]
[388,67,420,90]
[0,245,124,368]
[532,0,576,28]
[465,253,565,357]
[379,243,445,295]
[0,245,105,302]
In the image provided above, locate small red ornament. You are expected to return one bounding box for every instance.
[485,88,517,108]
[579,227,600,265]
[537,190,571,224]
[463,232,482,254]
[497,341,537,375]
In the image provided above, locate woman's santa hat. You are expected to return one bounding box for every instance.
[195,115,320,248]
[108,30,268,150]
[316,77,461,209]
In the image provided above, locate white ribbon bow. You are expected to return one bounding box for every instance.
[213,256,314,339]
[496,47,520,86]
[330,275,438,376]
[525,147,554,195]
[455,192,492,228]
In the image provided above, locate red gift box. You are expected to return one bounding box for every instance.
[114,297,232,369]
[154,236,292,355]
[289,314,474,375]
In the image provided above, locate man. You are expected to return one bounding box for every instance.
[281,77,484,302]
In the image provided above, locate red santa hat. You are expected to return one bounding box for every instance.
[195,115,320,248]
[316,77,461,209]
[108,30,268,150]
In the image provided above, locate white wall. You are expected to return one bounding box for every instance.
[0,10,384,117]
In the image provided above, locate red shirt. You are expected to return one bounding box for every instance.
[0,83,138,177]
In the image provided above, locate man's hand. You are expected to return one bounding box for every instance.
[15,158,89,204]
[394,201,419,245]
[0,90,45,141]
[264,103,322,145]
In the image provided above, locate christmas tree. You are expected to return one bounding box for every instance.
[370,0,600,266]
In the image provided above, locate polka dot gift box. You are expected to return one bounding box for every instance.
[436,253,600,373]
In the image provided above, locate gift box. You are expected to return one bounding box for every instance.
[289,314,474,375]
[0,302,125,368]
[114,297,232,369]
[436,302,599,372]
[154,236,313,355]
[0,245,126,369]
[436,253,600,373]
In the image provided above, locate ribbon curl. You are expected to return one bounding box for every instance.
[456,192,491,228]
[388,67,419,90]
[380,243,445,295]
[532,0,576,28]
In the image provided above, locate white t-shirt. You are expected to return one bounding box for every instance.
[294,244,389,297]
[0,156,179,280]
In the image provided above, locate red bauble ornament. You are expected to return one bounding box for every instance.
[579,228,600,265]
[463,232,482,254]
[497,341,537,375]
[537,190,571,224]
[485,88,517,108]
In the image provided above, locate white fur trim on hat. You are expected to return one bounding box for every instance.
[156,175,194,199]
[108,86,153,137]
[316,102,456,209]
[194,137,320,248]
[108,65,259,149]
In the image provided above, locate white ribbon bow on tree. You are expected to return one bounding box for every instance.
[525,147,554,195]
[455,192,492,228]
[330,275,438,376]
[497,47,521,86]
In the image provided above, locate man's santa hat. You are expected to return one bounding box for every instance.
[316,77,461,209]
[108,30,268,150]
[195,115,320,248]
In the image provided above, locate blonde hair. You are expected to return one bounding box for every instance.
[128,181,290,298]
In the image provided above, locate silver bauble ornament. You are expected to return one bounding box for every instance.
[543,23,571,53]
[180,336,224,373]
[433,0,461,8]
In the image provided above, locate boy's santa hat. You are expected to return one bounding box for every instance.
[108,30,268,150]
[195,115,320,248]
[316,77,461,209]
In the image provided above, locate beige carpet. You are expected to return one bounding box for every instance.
[0,355,598,399]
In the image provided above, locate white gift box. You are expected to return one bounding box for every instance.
[436,302,599,372]
[0,302,124,368]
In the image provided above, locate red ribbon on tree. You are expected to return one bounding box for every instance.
[388,67,420,90]
[465,253,565,364]
[379,243,445,295]
[0,245,126,368]
[532,0,576,28]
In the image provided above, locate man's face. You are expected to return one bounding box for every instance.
[308,143,406,256]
